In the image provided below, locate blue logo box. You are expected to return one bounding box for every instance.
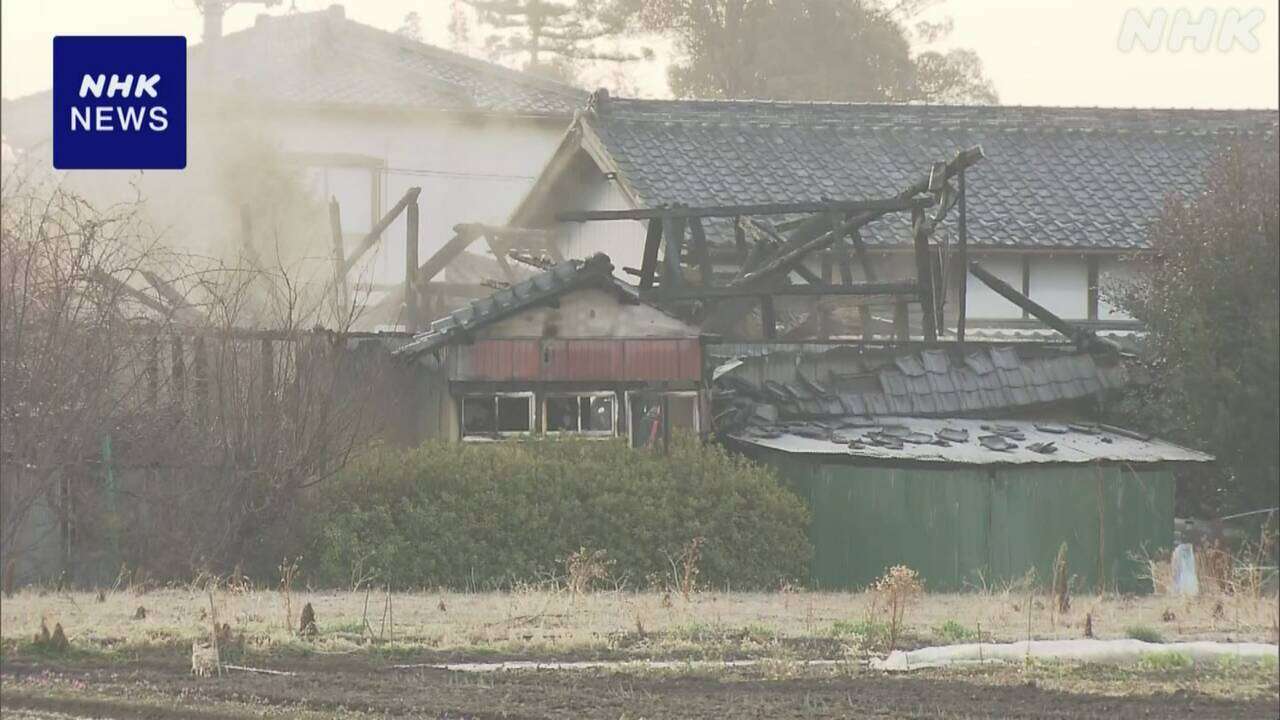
[53,36,187,169]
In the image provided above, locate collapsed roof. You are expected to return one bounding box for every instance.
[712,343,1133,425]
[729,416,1211,466]
[715,343,1207,465]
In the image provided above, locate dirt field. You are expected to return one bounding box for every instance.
[3,588,1277,718]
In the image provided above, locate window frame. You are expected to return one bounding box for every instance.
[625,390,700,448]
[461,391,535,440]
[542,391,618,437]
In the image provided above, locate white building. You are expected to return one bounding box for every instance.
[1,5,584,305]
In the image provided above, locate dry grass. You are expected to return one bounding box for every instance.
[2,584,1275,663]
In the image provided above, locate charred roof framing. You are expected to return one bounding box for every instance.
[556,146,985,342]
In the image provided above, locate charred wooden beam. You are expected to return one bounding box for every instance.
[968,260,1109,351]
[556,196,933,222]
[91,269,175,318]
[733,146,983,289]
[343,187,422,273]
[416,227,482,286]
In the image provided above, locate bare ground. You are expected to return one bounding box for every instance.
[3,589,1277,718]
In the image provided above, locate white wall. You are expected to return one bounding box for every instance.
[964,255,1024,320]
[279,112,566,285]
[555,163,647,277]
[1029,255,1088,320]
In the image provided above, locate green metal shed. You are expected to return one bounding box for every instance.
[732,417,1211,592]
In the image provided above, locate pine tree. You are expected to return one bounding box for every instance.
[464,0,646,83]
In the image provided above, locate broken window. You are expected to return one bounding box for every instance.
[627,391,699,448]
[544,393,616,435]
[462,393,533,438]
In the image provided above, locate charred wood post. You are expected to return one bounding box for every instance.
[847,225,876,340]
[404,197,420,333]
[760,296,777,339]
[662,212,686,291]
[912,206,939,342]
[639,217,663,290]
[894,302,910,342]
[733,218,747,265]
[957,169,968,343]
[688,216,712,286]
[328,198,348,311]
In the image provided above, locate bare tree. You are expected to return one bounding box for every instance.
[1,164,408,584]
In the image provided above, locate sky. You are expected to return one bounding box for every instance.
[1,0,1277,108]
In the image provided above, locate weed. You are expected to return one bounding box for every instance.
[663,537,705,601]
[1137,650,1191,670]
[564,547,613,596]
[869,565,923,653]
[1125,624,1165,643]
[830,619,891,647]
[278,556,301,633]
[1050,542,1071,616]
[934,619,978,643]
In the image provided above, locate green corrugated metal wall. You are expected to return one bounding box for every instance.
[761,453,1174,592]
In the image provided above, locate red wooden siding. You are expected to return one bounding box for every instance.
[452,339,700,382]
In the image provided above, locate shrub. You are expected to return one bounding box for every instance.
[1125,624,1165,643]
[304,436,811,590]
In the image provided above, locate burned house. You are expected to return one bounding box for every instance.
[508,91,1278,340]
[712,342,1212,591]
[394,253,703,444]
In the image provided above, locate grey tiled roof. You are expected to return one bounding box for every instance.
[192,7,585,115]
[713,344,1130,427]
[395,253,624,357]
[583,95,1278,250]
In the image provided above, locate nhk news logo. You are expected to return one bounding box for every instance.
[53,36,187,170]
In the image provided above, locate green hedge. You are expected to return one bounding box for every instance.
[305,436,811,590]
